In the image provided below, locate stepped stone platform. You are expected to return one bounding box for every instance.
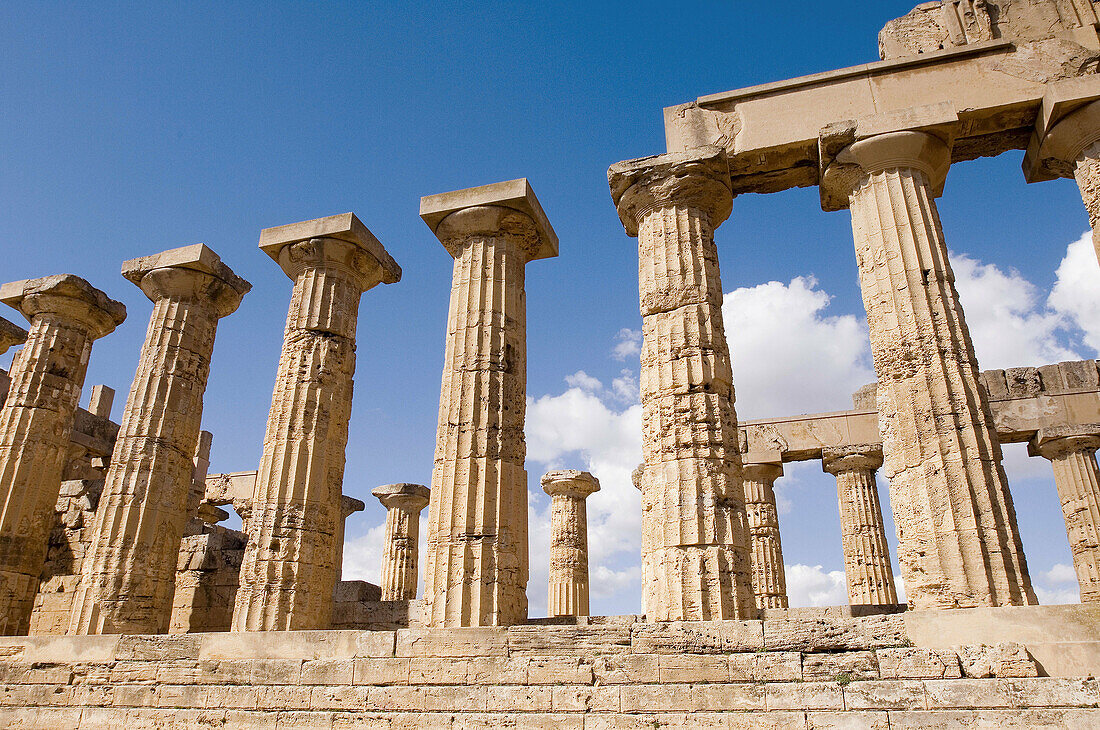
[0,606,1097,728]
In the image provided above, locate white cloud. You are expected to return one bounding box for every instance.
[611,369,639,404]
[1049,231,1100,353]
[724,276,874,418]
[1044,563,1077,584]
[952,251,1080,370]
[564,370,603,393]
[612,328,642,361]
[341,522,386,585]
[784,564,848,607]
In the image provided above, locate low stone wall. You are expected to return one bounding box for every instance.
[0,609,1097,728]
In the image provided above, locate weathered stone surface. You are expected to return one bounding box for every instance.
[823,128,1035,611]
[70,244,250,635]
[0,275,125,635]
[877,647,963,680]
[956,642,1040,678]
[610,147,755,622]
[742,460,788,610]
[763,614,908,652]
[419,181,556,627]
[371,483,429,602]
[234,215,400,631]
[541,470,599,617]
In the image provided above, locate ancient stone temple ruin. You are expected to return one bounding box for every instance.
[0,1,1100,727]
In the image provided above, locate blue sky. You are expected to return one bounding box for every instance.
[2,1,1097,615]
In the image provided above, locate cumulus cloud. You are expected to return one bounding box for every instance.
[723,276,874,419]
[1049,231,1100,353]
[952,252,1080,369]
[783,564,848,607]
[1034,561,1081,605]
[341,522,386,585]
[612,328,642,361]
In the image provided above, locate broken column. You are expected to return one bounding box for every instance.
[822,444,899,607]
[609,146,756,621]
[70,245,250,635]
[742,457,787,610]
[1031,425,1100,603]
[419,179,557,627]
[541,470,600,618]
[371,483,429,602]
[1026,96,1100,262]
[821,116,1035,609]
[0,275,125,634]
[232,214,401,631]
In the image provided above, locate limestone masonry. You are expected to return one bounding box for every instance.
[1,1,1100,727]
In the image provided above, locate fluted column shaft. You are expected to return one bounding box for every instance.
[373,484,429,602]
[822,446,898,606]
[1035,428,1100,603]
[0,277,124,635]
[71,251,248,635]
[542,470,599,618]
[742,463,787,610]
[423,208,538,627]
[610,147,755,621]
[234,225,399,632]
[830,131,1034,610]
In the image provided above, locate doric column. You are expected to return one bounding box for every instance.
[334,494,365,585]
[541,470,599,617]
[0,275,125,634]
[1031,425,1100,603]
[821,444,898,607]
[741,459,787,610]
[70,245,250,635]
[1026,98,1100,262]
[419,179,557,627]
[821,128,1035,610]
[0,318,28,407]
[371,483,429,602]
[609,146,756,621]
[232,214,401,631]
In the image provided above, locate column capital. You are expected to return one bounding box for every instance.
[742,461,783,484]
[1027,99,1100,181]
[0,317,27,356]
[822,444,884,475]
[0,274,126,339]
[122,244,252,318]
[259,213,402,290]
[820,130,952,211]
[541,469,600,499]
[420,178,558,262]
[1032,424,1100,460]
[608,146,733,237]
[341,494,366,520]
[372,482,430,512]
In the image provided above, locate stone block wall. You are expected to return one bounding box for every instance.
[0,613,1096,728]
[168,523,247,634]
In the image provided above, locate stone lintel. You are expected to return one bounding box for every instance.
[419,178,558,261]
[540,469,600,498]
[258,212,402,284]
[607,145,732,237]
[121,243,252,297]
[371,482,430,511]
[0,316,27,355]
[0,274,126,335]
[819,103,958,211]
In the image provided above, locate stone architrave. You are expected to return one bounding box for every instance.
[419,179,557,627]
[821,126,1035,610]
[541,470,600,618]
[741,458,787,610]
[1028,98,1100,262]
[232,214,401,632]
[334,494,365,585]
[0,275,125,635]
[822,444,898,607]
[0,318,28,407]
[371,483,429,602]
[69,245,250,635]
[609,146,756,621]
[1031,425,1100,603]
